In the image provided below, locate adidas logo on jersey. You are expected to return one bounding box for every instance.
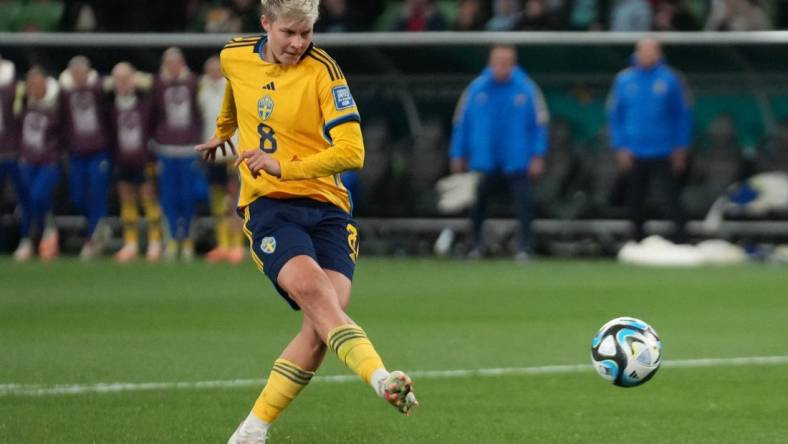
[262,81,276,91]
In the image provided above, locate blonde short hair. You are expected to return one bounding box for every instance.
[261,0,320,24]
[161,47,185,63]
[111,61,136,77]
[68,55,91,71]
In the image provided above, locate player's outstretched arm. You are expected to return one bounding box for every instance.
[195,137,236,162]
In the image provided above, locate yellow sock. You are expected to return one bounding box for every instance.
[166,239,178,253]
[120,199,139,245]
[210,186,230,249]
[230,220,245,248]
[216,218,230,249]
[252,358,314,424]
[327,324,385,384]
[210,186,227,216]
[142,197,162,243]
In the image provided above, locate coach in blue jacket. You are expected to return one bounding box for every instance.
[450,44,549,260]
[608,37,692,242]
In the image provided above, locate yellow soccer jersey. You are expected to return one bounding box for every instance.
[215,35,364,213]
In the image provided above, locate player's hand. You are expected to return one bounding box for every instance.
[616,149,634,171]
[528,156,544,179]
[450,158,467,174]
[671,148,689,174]
[195,137,236,162]
[235,150,281,178]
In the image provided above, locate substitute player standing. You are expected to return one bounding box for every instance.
[199,55,245,264]
[16,67,62,262]
[0,55,24,253]
[152,47,205,261]
[110,62,164,263]
[196,1,418,442]
[59,56,112,260]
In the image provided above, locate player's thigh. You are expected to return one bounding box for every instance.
[88,153,111,189]
[278,255,349,330]
[156,157,177,200]
[116,181,136,201]
[31,166,59,203]
[247,222,318,292]
[186,158,208,204]
[277,255,337,306]
[67,156,87,201]
[244,199,323,310]
[17,164,33,198]
[140,176,157,201]
[311,210,359,284]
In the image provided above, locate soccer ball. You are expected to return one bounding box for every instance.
[590,317,662,387]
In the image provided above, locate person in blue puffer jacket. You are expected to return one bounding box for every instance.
[607,37,692,243]
[450,44,549,260]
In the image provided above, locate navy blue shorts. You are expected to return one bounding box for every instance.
[242,197,359,310]
[116,164,155,185]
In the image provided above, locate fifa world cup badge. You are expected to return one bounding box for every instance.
[332,85,355,111]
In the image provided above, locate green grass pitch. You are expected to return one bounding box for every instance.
[1,258,787,443]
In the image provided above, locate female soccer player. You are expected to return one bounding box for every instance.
[152,47,205,261]
[196,1,418,442]
[15,67,62,262]
[198,55,245,264]
[110,62,164,263]
[59,56,112,260]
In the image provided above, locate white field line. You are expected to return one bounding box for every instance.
[2,355,788,398]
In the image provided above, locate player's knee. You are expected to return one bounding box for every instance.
[140,185,156,201]
[118,188,135,202]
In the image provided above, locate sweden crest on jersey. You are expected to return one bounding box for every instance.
[261,236,277,254]
[258,95,274,121]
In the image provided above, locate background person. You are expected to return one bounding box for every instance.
[607,37,692,243]
[198,55,244,264]
[450,44,549,260]
[0,55,23,251]
[109,62,163,263]
[59,55,112,259]
[14,67,62,262]
[151,47,205,261]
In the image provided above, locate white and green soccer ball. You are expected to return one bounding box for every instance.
[590,317,662,387]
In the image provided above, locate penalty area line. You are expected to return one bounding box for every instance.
[2,355,788,398]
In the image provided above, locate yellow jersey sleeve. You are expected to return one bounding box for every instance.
[279,120,364,180]
[214,80,237,140]
[279,49,364,181]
